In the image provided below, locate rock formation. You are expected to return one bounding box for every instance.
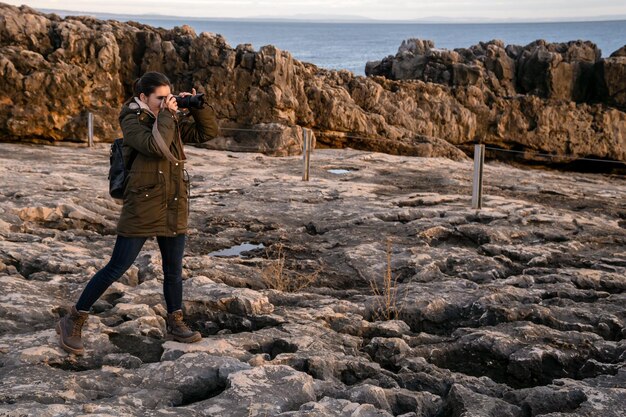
[0,3,625,166]
[366,38,626,108]
[1,143,625,415]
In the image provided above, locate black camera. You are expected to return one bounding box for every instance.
[174,93,205,109]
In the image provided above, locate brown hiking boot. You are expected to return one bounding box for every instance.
[55,305,89,355]
[166,310,201,343]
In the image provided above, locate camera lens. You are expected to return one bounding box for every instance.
[174,93,205,109]
[174,96,188,108]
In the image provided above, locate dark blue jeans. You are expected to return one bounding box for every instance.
[76,234,185,314]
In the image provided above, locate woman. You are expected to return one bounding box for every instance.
[56,71,218,355]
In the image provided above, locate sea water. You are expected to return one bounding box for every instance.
[134,19,626,74]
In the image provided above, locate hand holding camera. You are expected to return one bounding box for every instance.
[159,88,206,114]
[161,94,178,113]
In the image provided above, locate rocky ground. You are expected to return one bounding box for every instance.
[0,142,625,416]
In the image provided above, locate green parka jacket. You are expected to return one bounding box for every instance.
[117,98,218,237]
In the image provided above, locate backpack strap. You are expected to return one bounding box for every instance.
[126,145,138,172]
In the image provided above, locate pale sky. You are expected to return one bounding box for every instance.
[5,0,626,21]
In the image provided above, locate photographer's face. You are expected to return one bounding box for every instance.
[140,85,171,114]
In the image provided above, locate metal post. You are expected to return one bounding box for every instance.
[302,127,311,181]
[472,144,485,209]
[87,112,94,147]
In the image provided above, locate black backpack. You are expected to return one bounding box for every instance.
[108,138,137,199]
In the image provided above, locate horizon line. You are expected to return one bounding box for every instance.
[33,6,626,25]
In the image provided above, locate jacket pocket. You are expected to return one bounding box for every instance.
[126,183,166,222]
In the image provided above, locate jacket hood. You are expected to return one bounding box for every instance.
[119,98,156,124]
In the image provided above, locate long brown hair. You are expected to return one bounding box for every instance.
[131,71,172,100]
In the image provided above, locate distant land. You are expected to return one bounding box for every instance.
[37,7,626,24]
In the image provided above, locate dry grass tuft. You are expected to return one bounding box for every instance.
[261,243,319,292]
[370,238,405,321]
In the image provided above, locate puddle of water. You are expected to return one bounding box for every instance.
[208,242,265,257]
[328,169,352,175]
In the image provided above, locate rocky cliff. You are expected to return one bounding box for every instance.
[366,38,626,109]
[0,3,625,166]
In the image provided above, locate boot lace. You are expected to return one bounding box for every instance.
[171,313,192,333]
[71,314,87,337]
